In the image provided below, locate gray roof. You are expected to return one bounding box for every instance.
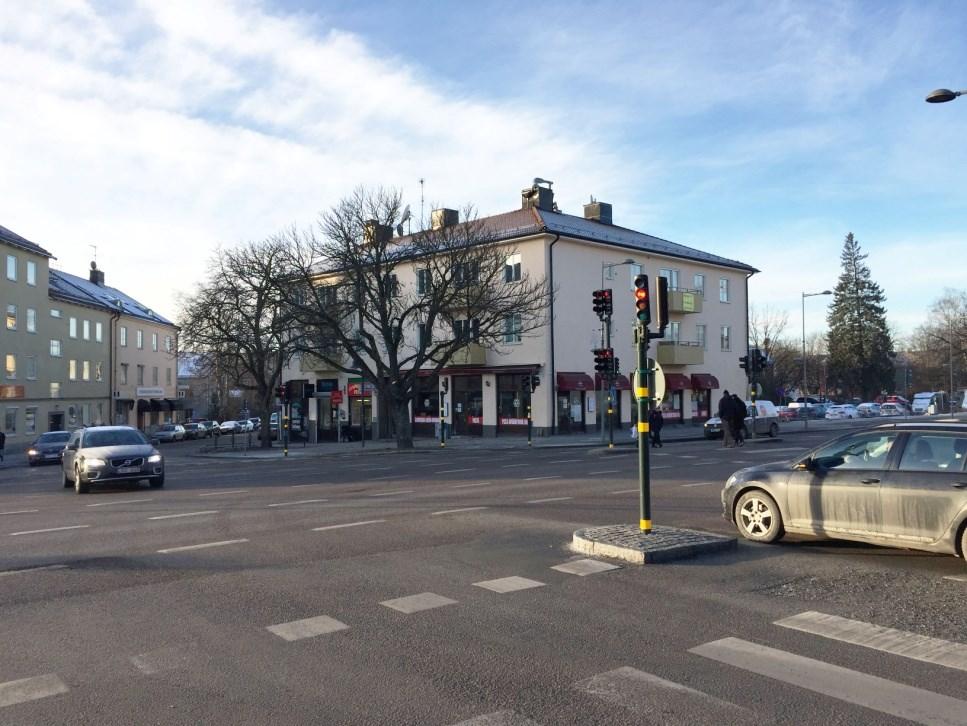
[49,269,175,326]
[0,224,54,258]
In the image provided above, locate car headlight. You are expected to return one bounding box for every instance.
[85,458,106,468]
[148,454,162,463]
[27,449,38,456]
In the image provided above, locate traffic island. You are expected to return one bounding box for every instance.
[571,524,736,564]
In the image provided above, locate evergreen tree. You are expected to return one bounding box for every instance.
[826,233,895,399]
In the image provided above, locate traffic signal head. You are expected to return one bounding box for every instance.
[593,347,614,372]
[521,374,531,391]
[634,275,650,324]
[739,355,749,372]
[655,276,669,336]
[592,289,613,318]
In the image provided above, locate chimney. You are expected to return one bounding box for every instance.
[363,219,393,244]
[430,208,459,230]
[521,181,555,212]
[89,261,105,286]
[583,200,613,225]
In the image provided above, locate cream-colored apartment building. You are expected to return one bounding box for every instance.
[286,183,755,440]
[1,224,180,447]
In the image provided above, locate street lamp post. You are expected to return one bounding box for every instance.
[925,88,966,104]
[599,259,636,442]
[802,289,832,429]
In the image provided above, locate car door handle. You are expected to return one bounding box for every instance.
[953,482,967,489]
[860,478,880,485]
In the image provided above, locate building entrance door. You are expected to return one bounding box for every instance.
[48,412,64,432]
[452,375,483,436]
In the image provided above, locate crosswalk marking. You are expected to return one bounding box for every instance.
[380,592,457,614]
[775,611,967,672]
[473,576,545,594]
[450,711,541,725]
[267,614,349,641]
[574,666,749,723]
[551,559,620,576]
[690,637,967,726]
[0,673,69,708]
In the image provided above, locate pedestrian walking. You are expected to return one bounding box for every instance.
[0,429,5,462]
[648,407,664,448]
[731,393,747,447]
[718,391,735,448]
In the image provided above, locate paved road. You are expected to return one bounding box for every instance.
[1,428,965,724]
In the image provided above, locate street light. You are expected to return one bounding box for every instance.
[802,289,832,429]
[925,88,965,103]
[598,259,636,442]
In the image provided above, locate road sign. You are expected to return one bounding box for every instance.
[229,389,242,398]
[330,390,343,405]
[513,398,520,407]
[632,360,666,402]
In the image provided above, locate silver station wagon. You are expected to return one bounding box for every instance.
[61,426,165,494]
[721,422,967,560]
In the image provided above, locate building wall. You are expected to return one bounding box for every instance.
[113,317,179,429]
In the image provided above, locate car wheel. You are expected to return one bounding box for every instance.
[959,524,967,562]
[735,490,784,543]
[149,473,165,488]
[769,423,779,437]
[74,467,89,494]
[62,467,72,488]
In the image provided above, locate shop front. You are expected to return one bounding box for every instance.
[496,373,529,434]
[347,378,374,441]
[555,372,594,433]
[689,373,719,422]
[412,374,441,437]
[595,372,631,428]
[452,374,483,436]
[661,373,691,423]
[314,378,341,441]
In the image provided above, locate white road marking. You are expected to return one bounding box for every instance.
[551,559,620,576]
[267,614,349,641]
[690,637,967,726]
[0,509,40,516]
[651,465,672,470]
[547,459,581,464]
[86,498,153,507]
[431,507,490,516]
[501,463,528,468]
[610,488,638,494]
[775,611,967,672]
[680,455,698,459]
[692,461,719,466]
[312,519,385,531]
[731,460,751,465]
[368,489,414,497]
[198,489,249,497]
[452,482,490,488]
[436,468,475,474]
[681,481,717,488]
[130,644,193,675]
[157,538,249,554]
[589,470,620,475]
[371,474,406,481]
[944,575,967,583]
[473,576,545,594]
[0,673,69,708]
[358,466,392,471]
[267,498,329,508]
[289,483,318,488]
[148,510,218,520]
[524,475,561,481]
[0,564,68,578]
[527,496,572,504]
[380,592,458,614]
[450,710,541,725]
[9,525,89,536]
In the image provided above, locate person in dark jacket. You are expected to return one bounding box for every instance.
[718,391,734,447]
[0,429,5,462]
[648,407,664,448]
[731,393,747,446]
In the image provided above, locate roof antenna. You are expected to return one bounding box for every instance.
[89,244,97,263]
[419,177,425,231]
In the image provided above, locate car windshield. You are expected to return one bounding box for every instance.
[38,432,70,443]
[84,430,147,447]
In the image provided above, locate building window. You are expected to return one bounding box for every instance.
[25,356,37,380]
[5,304,15,330]
[137,365,144,385]
[418,323,431,348]
[4,407,16,434]
[82,360,90,381]
[503,314,522,344]
[629,263,642,289]
[454,262,479,287]
[720,325,731,351]
[658,268,679,290]
[165,367,172,385]
[453,318,479,343]
[164,335,173,353]
[504,253,521,282]
[719,278,730,303]
[696,324,706,350]
[416,269,431,295]
[152,366,158,385]
[50,308,61,318]
[95,361,103,382]
[136,330,143,349]
[669,321,680,343]
[50,339,62,357]
[120,363,128,385]
[25,407,36,434]
[693,274,705,297]
[69,317,77,338]
[5,354,15,379]
[69,359,77,380]
[6,254,16,281]
[151,332,158,351]
[50,382,61,399]
[177,389,186,399]
[83,320,90,340]
[95,322,103,342]
[26,260,36,286]
[26,308,36,333]
[120,326,127,347]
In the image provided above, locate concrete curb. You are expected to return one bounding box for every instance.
[571,524,737,564]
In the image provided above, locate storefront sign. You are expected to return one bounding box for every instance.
[316,378,339,392]
[499,417,527,426]
[347,379,374,396]
[467,415,483,425]
[136,386,165,397]
[414,416,439,423]
[330,390,344,405]
[0,385,24,399]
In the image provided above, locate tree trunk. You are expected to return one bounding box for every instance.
[259,390,274,448]
[392,397,414,450]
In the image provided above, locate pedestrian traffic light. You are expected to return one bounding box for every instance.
[739,355,749,372]
[611,357,620,376]
[634,275,650,324]
[593,347,614,372]
[655,276,669,337]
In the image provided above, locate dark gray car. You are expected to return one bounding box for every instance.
[721,422,967,560]
[26,430,71,466]
[61,426,165,494]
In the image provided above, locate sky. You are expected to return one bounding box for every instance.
[1,0,965,341]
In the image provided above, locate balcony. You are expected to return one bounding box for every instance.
[656,340,704,366]
[450,343,487,366]
[667,289,702,314]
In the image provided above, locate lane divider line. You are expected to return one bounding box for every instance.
[0,673,69,709]
[9,525,90,536]
[198,490,249,497]
[312,519,385,531]
[589,470,620,475]
[267,499,329,508]
[0,509,40,516]
[0,564,68,578]
[451,482,491,488]
[610,488,638,494]
[157,538,249,554]
[431,507,489,516]
[368,490,414,497]
[527,496,573,504]
[148,511,218,521]
[524,476,561,481]
[435,468,476,474]
[86,498,154,507]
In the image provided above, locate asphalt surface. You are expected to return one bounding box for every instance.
[1,425,965,725]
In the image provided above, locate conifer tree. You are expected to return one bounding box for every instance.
[826,233,894,399]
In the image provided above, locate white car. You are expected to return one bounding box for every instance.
[825,404,858,420]
[219,420,241,433]
[856,402,881,418]
[879,402,908,417]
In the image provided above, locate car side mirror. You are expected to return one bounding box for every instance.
[795,457,816,471]
[66,442,78,451]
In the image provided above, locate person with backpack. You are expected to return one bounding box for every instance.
[718,391,734,448]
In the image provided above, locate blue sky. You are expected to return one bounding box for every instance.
[1,0,964,339]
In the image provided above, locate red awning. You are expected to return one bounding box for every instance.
[556,372,595,391]
[690,373,720,389]
[663,373,692,390]
[595,373,632,390]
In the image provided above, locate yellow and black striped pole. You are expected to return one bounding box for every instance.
[635,324,652,533]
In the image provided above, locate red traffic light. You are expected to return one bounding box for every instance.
[633,275,651,324]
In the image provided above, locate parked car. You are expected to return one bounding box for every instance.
[152,423,186,442]
[856,402,881,418]
[880,402,908,417]
[720,422,967,560]
[704,400,780,439]
[825,404,858,420]
[248,417,261,431]
[198,421,218,437]
[236,419,254,432]
[25,430,71,466]
[182,423,204,439]
[788,397,829,419]
[776,406,797,422]
[61,426,164,493]
[912,391,947,415]
[219,420,241,433]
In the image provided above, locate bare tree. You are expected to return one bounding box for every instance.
[178,237,302,448]
[283,187,552,449]
[748,305,797,402]
[907,289,967,398]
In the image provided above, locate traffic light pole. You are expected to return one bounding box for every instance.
[439,391,446,448]
[605,314,614,449]
[635,323,652,534]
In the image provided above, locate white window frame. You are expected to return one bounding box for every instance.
[50,339,62,357]
[120,326,127,347]
[693,274,705,297]
[416,268,431,295]
[50,308,62,318]
[719,278,730,303]
[504,253,522,282]
[5,354,15,379]
[95,322,103,342]
[4,407,17,434]
[25,355,37,380]
[668,321,680,343]
[82,360,90,381]
[83,320,90,340]
[5,304,16,331]
[69,359,77,380]
[658,268,679,290]
[26,260,36,286]
[629,264,643,289]
[50,381,61,399]
[120,363,128,385]
[6,254,16,281]
[26,308,36,333]
[720,325,731,351]
[152,332,158,351]
[136,330,143,349]
[696,324,706,350]
[25,407,36,434]
[69,317,78,338]
[95,361,103,382]
[503,313,523,344]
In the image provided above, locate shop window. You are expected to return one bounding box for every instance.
[50,382,61,398]
[4,407,16,433]
[25,407,36,434]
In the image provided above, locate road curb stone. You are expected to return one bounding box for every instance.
[572,524,736,564]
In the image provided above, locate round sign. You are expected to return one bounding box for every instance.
[632,360,666,403]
